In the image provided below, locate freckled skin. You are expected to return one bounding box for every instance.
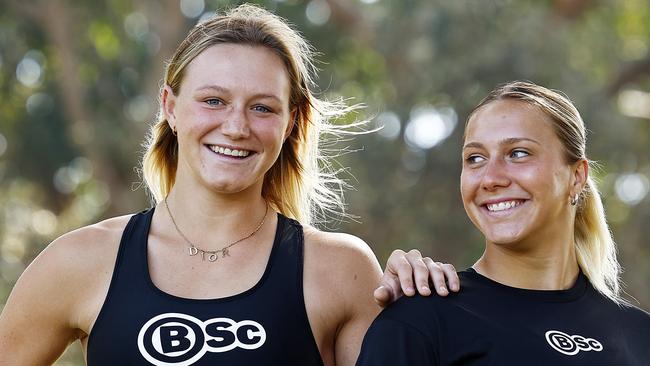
[460,100,578,253]
[164,44,294,197]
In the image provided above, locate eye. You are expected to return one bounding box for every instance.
[204,98,224,107]
[510,149,530,159]
[252,105,272,113]
[465,154,485,164]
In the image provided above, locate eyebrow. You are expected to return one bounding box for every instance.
[195,84,282,102]
[463,137,541,150]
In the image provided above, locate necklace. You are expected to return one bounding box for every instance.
[163,197,269,262]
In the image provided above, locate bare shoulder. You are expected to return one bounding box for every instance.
[303,226,379,267]
[302,225,382,293]
[0,214,135,363]
[13,213,134,323]
[42,214,132,271]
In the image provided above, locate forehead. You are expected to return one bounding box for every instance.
[180,43,291,99]
[465,99,559,145]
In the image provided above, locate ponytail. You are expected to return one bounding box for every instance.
[574,176,622,302]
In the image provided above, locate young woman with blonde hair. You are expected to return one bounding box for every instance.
[357,81,650,365]
[0,5,457,365]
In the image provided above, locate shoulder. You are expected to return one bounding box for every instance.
[20,213,135,291]
[585,282,650,329]
[302,225,382,282]
[43,213,133,269]
[357,312,438,365]
[2,212,138,335]
[616,300,650,328]
[302,225,376,258]
[377,270,484,332]
[379,293,445,330]
[357,295,440,365]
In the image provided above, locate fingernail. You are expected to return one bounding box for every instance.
[421,286,430,293]
[439,286,448,294]
[406,287,415,294]
[451,284,459,291]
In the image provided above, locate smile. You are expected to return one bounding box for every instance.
[485,200,526,212]
[207,144,253,158]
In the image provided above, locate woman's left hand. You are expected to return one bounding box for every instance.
[374,249,460,307]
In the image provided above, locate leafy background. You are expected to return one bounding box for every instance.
[1,0,649,364]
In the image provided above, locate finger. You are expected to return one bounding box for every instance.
[374,274,403,307]
[425,259,449,296]
[441,263,460,292]
[394,253,417,296]
[405,251,432,296]
[373,286,392,307]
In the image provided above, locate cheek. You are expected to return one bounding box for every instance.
[522,164,568,198]
[178,105,214,135]
[460,171,478,203]
[255,121,289,144]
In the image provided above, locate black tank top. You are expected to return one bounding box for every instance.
[87,208,324,366]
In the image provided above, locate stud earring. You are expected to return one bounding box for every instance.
[570,194,578,206]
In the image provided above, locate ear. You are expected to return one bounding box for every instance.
[283,108,297,141]
[162,85,177,129]
[569,158,589,198]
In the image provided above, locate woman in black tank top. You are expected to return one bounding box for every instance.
[0,4,458,366]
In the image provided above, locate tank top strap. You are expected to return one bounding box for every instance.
[110,208,155,290]
[254,214,306,297]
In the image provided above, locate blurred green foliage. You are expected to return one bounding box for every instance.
[1,0,649,364]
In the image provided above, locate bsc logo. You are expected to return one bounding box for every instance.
[137,313,266,366]
[545,330,603,356]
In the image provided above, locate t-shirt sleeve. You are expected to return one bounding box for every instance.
[355,317,437,366]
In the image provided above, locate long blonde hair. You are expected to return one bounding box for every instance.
[142,4,356,225]
[467,81,622,302]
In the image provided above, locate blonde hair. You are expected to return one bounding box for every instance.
[142,4,356,225]
[467,81,622,302]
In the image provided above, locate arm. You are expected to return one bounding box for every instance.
[302,231,456,365]
[303,230,383,366]
[331,239,384,366]
[374,249,460,307]
[0,217,124,366]
[0,236,84,365]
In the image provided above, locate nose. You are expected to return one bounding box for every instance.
[221,106,250,140]
[480,158,510,191]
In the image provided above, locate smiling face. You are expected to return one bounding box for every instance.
[163,44,293,196]
[461,99,584,249]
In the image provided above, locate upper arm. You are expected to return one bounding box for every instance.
[0,236,86,365]
[303,229,383,366]
[0,217,127,366]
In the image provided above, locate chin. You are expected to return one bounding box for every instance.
[482,226,527,246]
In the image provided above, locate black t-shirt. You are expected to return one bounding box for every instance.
[356,269,650,366]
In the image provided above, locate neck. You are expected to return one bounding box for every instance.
[161,178,269,252]
[473,231,580,291]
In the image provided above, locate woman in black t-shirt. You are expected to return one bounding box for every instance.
[357,81,650,366]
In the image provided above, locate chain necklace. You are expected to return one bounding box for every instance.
[163,197,269,262]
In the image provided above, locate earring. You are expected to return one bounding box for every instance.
[172,126,177,136]
[570,194,578,206]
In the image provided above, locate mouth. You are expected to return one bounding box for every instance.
[483,199,527,213]
[206,144,254,159]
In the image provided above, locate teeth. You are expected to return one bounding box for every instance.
[209,145,251,157]
[486,200,521,212]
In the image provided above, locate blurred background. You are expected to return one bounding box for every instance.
[1,0,649,363]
